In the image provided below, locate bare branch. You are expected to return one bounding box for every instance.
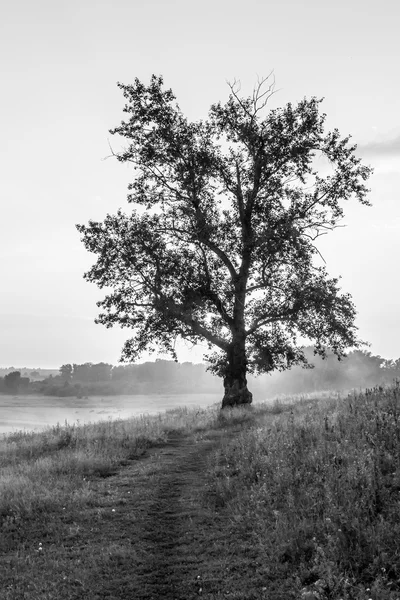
[252,72,280,116]
[102,138,118,161]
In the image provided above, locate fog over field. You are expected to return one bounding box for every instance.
[1,348,399,435]
[0,393,221,436]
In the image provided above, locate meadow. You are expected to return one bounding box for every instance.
[1,384,399,599]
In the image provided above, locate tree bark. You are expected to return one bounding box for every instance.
[221,339,253,408]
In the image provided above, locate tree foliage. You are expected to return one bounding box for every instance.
[59,364,73,382]
[77,75,372,405]
[4,371,22,392]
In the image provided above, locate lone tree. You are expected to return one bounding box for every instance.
[77,75,372,408]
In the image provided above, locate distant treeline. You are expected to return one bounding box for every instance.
[253,347,400,398]
[0,348,399,398]
[0,368,58,381]
[0,361,220,397]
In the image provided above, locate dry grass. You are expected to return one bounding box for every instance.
[204,383,400,599]
[1,384,400,599]
[0,403,224,523]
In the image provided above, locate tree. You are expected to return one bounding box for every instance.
[72,363,93,382]
[4,371,22,392]
[59,364,73,382]
[77,75,372,407]
[90,362,113,382]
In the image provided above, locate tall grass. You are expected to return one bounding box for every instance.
[0,403,224,524]
[2,385,400,598]
[205,382,400,599]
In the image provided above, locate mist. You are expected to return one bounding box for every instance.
[0,393,221,437]
[1,348,399,436]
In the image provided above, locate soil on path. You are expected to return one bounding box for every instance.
[1,427,269,600]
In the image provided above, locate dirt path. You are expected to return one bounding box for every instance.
[82,430,234,599]
[132,434,219,598]
[2,428,269,600]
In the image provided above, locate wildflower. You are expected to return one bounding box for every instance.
[112,509,115,512]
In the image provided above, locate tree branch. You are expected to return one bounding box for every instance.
[161,297,230,350]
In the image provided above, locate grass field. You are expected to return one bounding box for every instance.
[1,384,400,599]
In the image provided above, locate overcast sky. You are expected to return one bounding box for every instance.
[1,0,399,368]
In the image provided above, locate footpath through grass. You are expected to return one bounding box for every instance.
[1,384,400,599]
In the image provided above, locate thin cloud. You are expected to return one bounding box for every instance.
[357,134,400,157]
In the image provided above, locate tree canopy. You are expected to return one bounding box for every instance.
[77,75,372,407]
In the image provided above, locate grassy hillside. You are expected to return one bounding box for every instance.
[1,383,399,599]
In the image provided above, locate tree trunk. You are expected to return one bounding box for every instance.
[221,340,253,408]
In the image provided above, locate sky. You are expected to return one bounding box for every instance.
[1,0,399,368]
